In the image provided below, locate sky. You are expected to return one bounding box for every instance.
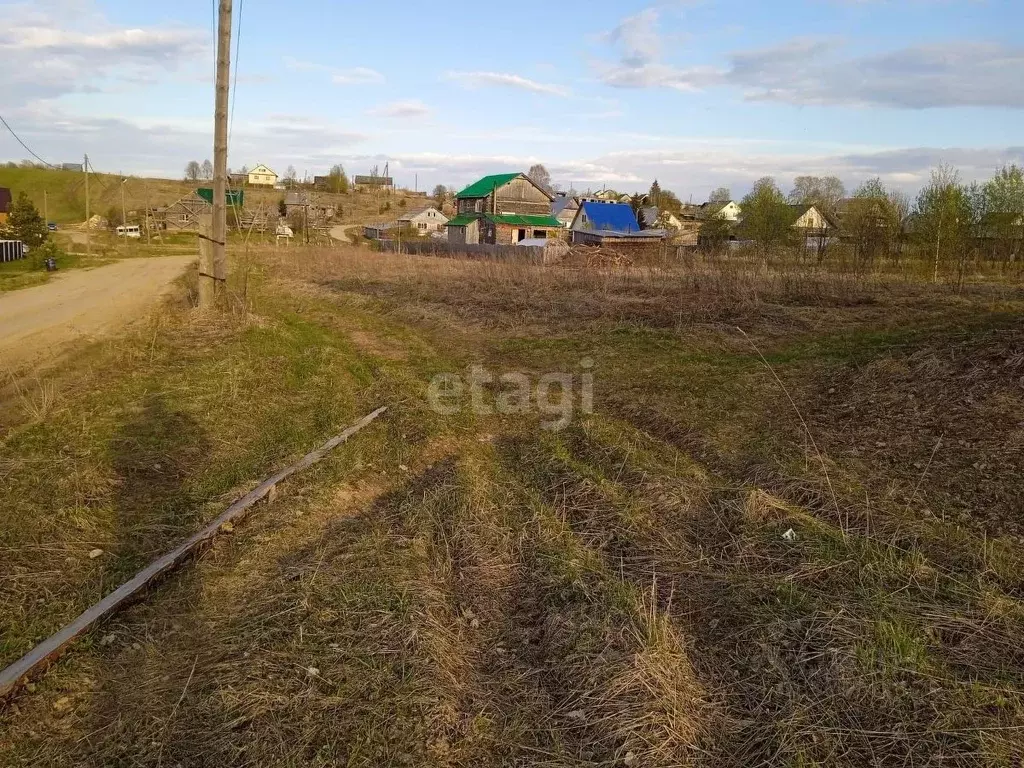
[1,0,1022,200]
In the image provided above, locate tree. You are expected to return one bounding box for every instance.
[201,159,214,180]
[649,179,663,207]
[788,175,845,215]
[739,177,794,256]
[709,187,732,203]
[432,184,448,207]
[914,165,978,283]
[284,166,298,188]
[184,161,201,182]
[698,213,732,252]
[327,164,349,194]
[629,193,649,230]
[657,188,683,215]
[982,164,1024,262]
[527,164,553,194]
[6,192,48,247]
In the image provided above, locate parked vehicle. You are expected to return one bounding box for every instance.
[116,225,141,239]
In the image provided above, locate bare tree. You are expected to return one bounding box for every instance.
[184,161,201,182]
[709,186,732,203]
[527,164,553,194]
[432,184,448,207]
[788,175,846,215]
[201,159,214,180]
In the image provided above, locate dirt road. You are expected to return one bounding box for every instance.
[329,224,359,244]
[0,255,194,368]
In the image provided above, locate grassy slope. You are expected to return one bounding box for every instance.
[0,166,430,227]
[0,250,1022,766]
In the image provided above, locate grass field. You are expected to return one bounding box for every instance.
[0,165,430,228]
[0,247,1022,765]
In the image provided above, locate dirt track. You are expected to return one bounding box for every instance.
[0,255,194,369]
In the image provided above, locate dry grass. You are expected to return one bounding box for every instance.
[1,244,1022,766]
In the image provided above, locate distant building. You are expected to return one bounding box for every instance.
[247,164,278,187]
[397,206,448,234]
[552,194,579,229]
[354,175,393,190]
[60,162,83,172]
[0,187,11,226]
[569,201,667,247]
[447,172,562,245]
[699,200,742,221]
[151,192,211,232]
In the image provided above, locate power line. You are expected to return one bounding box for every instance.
[0,114,56,169]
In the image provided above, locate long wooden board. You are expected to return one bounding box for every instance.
[0,405,387,703]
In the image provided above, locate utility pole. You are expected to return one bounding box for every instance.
[84,154,90,256]
[201,0,231,308]
[42,191,48,230]
[120,174,127,231]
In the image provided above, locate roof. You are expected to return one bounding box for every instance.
[284,191,306,205]
[455,173,522,199]
[398,206,448,222]
[447,215,478,227]
[552,196,579,216]
[582,228,667,240]
[577,201,640,233]
[249,164,276,175]
[0,188,11,214]
[487,213,562,227]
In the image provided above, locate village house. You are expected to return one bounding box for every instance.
[699,200,742,221]
[150,191,211,233]
[570,201,667,248]
[788,204,838,235]
[552,194,579,229]
[283,192,336,222]
[398,206,449,234]
[447,173,562,245]
[247,164,278,187]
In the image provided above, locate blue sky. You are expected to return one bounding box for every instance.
[1,0,1021,200]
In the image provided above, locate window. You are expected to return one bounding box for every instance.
[418,223,427,230]
[533,230,547,239]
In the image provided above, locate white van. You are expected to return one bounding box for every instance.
[116,225,141,239]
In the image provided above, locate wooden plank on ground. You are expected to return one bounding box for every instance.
[0,405,388,703]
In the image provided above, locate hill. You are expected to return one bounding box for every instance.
[0,165,432,227]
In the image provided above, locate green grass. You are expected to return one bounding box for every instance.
[1,248,1023,765]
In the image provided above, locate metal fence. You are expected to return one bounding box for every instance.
[0,240,25,263]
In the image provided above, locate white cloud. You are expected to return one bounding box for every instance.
[331,67,386,86]
[366,100,430,119]
[444,71,570,97]
[605,8,662,66]
[597,22,1024,110]
[0,2,207,104]
[282,58,384,85]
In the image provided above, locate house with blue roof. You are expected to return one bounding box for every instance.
[569,201,667,247]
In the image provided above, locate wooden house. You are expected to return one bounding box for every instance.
[247,164,278,187]
[447,173,562,245]
[151,192,211,232]
[570,201,667,248]
[398,206,448,234]
[552,194,579,229]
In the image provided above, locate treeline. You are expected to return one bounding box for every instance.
[701,165,1024,277]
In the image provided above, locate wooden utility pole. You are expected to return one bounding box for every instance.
[42,191,48,229]
[84,154,90,256]
[201,0,231,308]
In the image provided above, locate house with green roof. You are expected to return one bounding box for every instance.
[447,172,563,246]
